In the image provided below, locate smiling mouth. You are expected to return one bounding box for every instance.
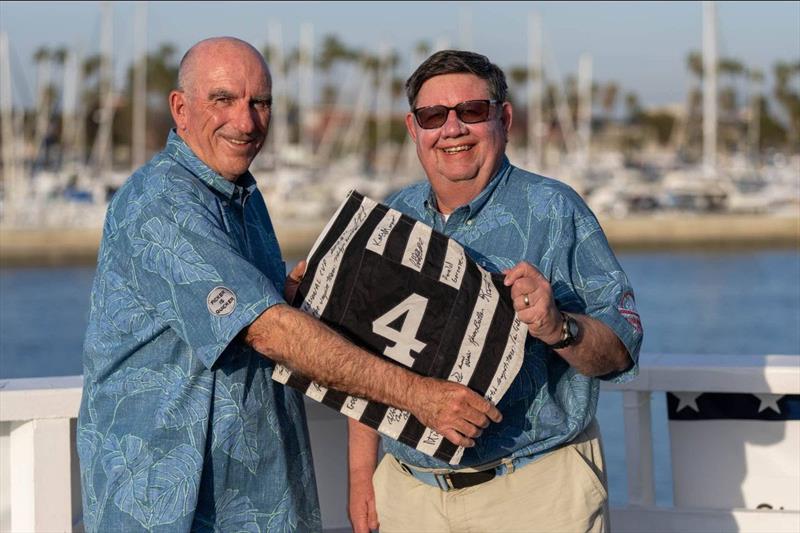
[441,145,473,154]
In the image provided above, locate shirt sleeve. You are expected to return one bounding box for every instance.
[121,189,285,370]
[551,191,644,383]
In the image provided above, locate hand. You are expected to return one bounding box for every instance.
[409,377,502,448]
[348,467,379,533]
[503,261,562,345]
[284,260,306,303]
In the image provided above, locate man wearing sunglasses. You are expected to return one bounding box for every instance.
[348,50,642,532]
[76,39,502,533]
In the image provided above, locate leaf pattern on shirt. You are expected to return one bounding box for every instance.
[147,444,203,526]
[212,381,261,474]
[105,270,158,341]
[101,434,153,527]
[78,132,321,532]
[194,489,260,533]
[155,365,213,430]
[104,367,167,397]
[131,217,221,284]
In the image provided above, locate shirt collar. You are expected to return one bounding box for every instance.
[424,156,512,219]
[164,129,257,200]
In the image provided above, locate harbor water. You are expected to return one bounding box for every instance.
[1,248,799,506]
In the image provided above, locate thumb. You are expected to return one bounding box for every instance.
[288,260,307,283]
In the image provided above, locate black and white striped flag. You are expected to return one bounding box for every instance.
[272,190,526,464]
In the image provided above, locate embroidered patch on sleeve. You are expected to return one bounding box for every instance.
[207,286,237,316]
[618,291,642,333]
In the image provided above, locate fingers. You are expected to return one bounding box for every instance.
[503,261,545,286]
[288,259,307,282]
[367,498,379,531]
[419,381,502,448]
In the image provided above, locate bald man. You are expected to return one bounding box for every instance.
[76,37,500,532]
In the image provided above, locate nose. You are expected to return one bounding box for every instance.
[441,109,467,137]
[233,100,258,135]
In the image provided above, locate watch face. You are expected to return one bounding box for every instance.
[567,316,580,339]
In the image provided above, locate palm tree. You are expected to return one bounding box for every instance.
[774,61,800,150]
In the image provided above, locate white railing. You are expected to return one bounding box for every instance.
[1,354,799,532]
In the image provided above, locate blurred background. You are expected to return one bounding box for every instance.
[0,0,798,511]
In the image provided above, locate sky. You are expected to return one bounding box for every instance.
[1,1,798,109]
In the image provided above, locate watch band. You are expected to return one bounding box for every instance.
[547,312,577,350]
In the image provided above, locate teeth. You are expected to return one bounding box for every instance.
[443,145,471,153]
[229,139,248,145]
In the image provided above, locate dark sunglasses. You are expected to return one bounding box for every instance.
[412,99,499,129]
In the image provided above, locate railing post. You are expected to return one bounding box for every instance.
[9,418,74,532]
[623,390,655,506]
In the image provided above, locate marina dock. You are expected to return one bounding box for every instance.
[1,213,797,267]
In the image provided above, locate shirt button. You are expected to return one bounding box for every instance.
[222,201,229,207]
[466,219,473,226]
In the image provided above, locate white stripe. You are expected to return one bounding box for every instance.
[433,267,499,462]
[272,364,291,384]
[340,395,369,419]
[401,221,432,272]
[376,407,411,440]
[439,239,466,289]
[484,317,526,405]
[449,447,465,465]
[366,209,401,256]
[306,382,329,402]
[447,268,499,385]
[301,196,378,318]
[416,427,445,456]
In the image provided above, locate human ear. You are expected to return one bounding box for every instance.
[169,90,188,130]
[405,112,418,144]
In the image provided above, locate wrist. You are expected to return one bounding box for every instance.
[538,313,565,346]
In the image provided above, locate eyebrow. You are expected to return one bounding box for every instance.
[208,89,236,100]
[207,89,271,106]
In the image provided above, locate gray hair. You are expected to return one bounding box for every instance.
[405,50,508,108]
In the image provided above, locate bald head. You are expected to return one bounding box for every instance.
[177,37,270,94]
[169,37,272,181]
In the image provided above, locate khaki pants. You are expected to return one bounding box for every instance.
[373,421,609,533]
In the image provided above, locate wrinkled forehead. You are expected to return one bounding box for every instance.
[188,42,271,92]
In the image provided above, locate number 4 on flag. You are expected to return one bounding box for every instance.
[372,293,429,367]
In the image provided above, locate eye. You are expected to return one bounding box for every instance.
[214,95,234,106]
[252,100,271,111]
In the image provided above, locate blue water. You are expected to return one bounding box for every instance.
[1,249,799,505]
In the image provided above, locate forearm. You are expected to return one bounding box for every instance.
[244,303,423,411]
[348,419,379,477]
[554,313,630,377]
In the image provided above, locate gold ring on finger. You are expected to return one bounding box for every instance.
[523,294,530,307]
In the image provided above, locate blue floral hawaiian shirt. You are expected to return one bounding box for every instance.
[77,130,321,532]
[382,157,643,470]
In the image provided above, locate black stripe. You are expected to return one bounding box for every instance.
[434,439,458,462]
[467,273,515,394]
[420,231,447,280]
[285,372,313,393]
[292,191,365,306]
[321,389,348,412]
[382,213,415,263]
[319,206,387,324]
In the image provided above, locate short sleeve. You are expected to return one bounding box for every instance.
[121,191,284,369]
[552,195,643,383]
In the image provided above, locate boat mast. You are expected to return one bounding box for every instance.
[527,12,544,171]
[578,53,593,179]
[90,0,114,179]
[131,1,148,169]
[0,31,20,222]
[702,0,717,178]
